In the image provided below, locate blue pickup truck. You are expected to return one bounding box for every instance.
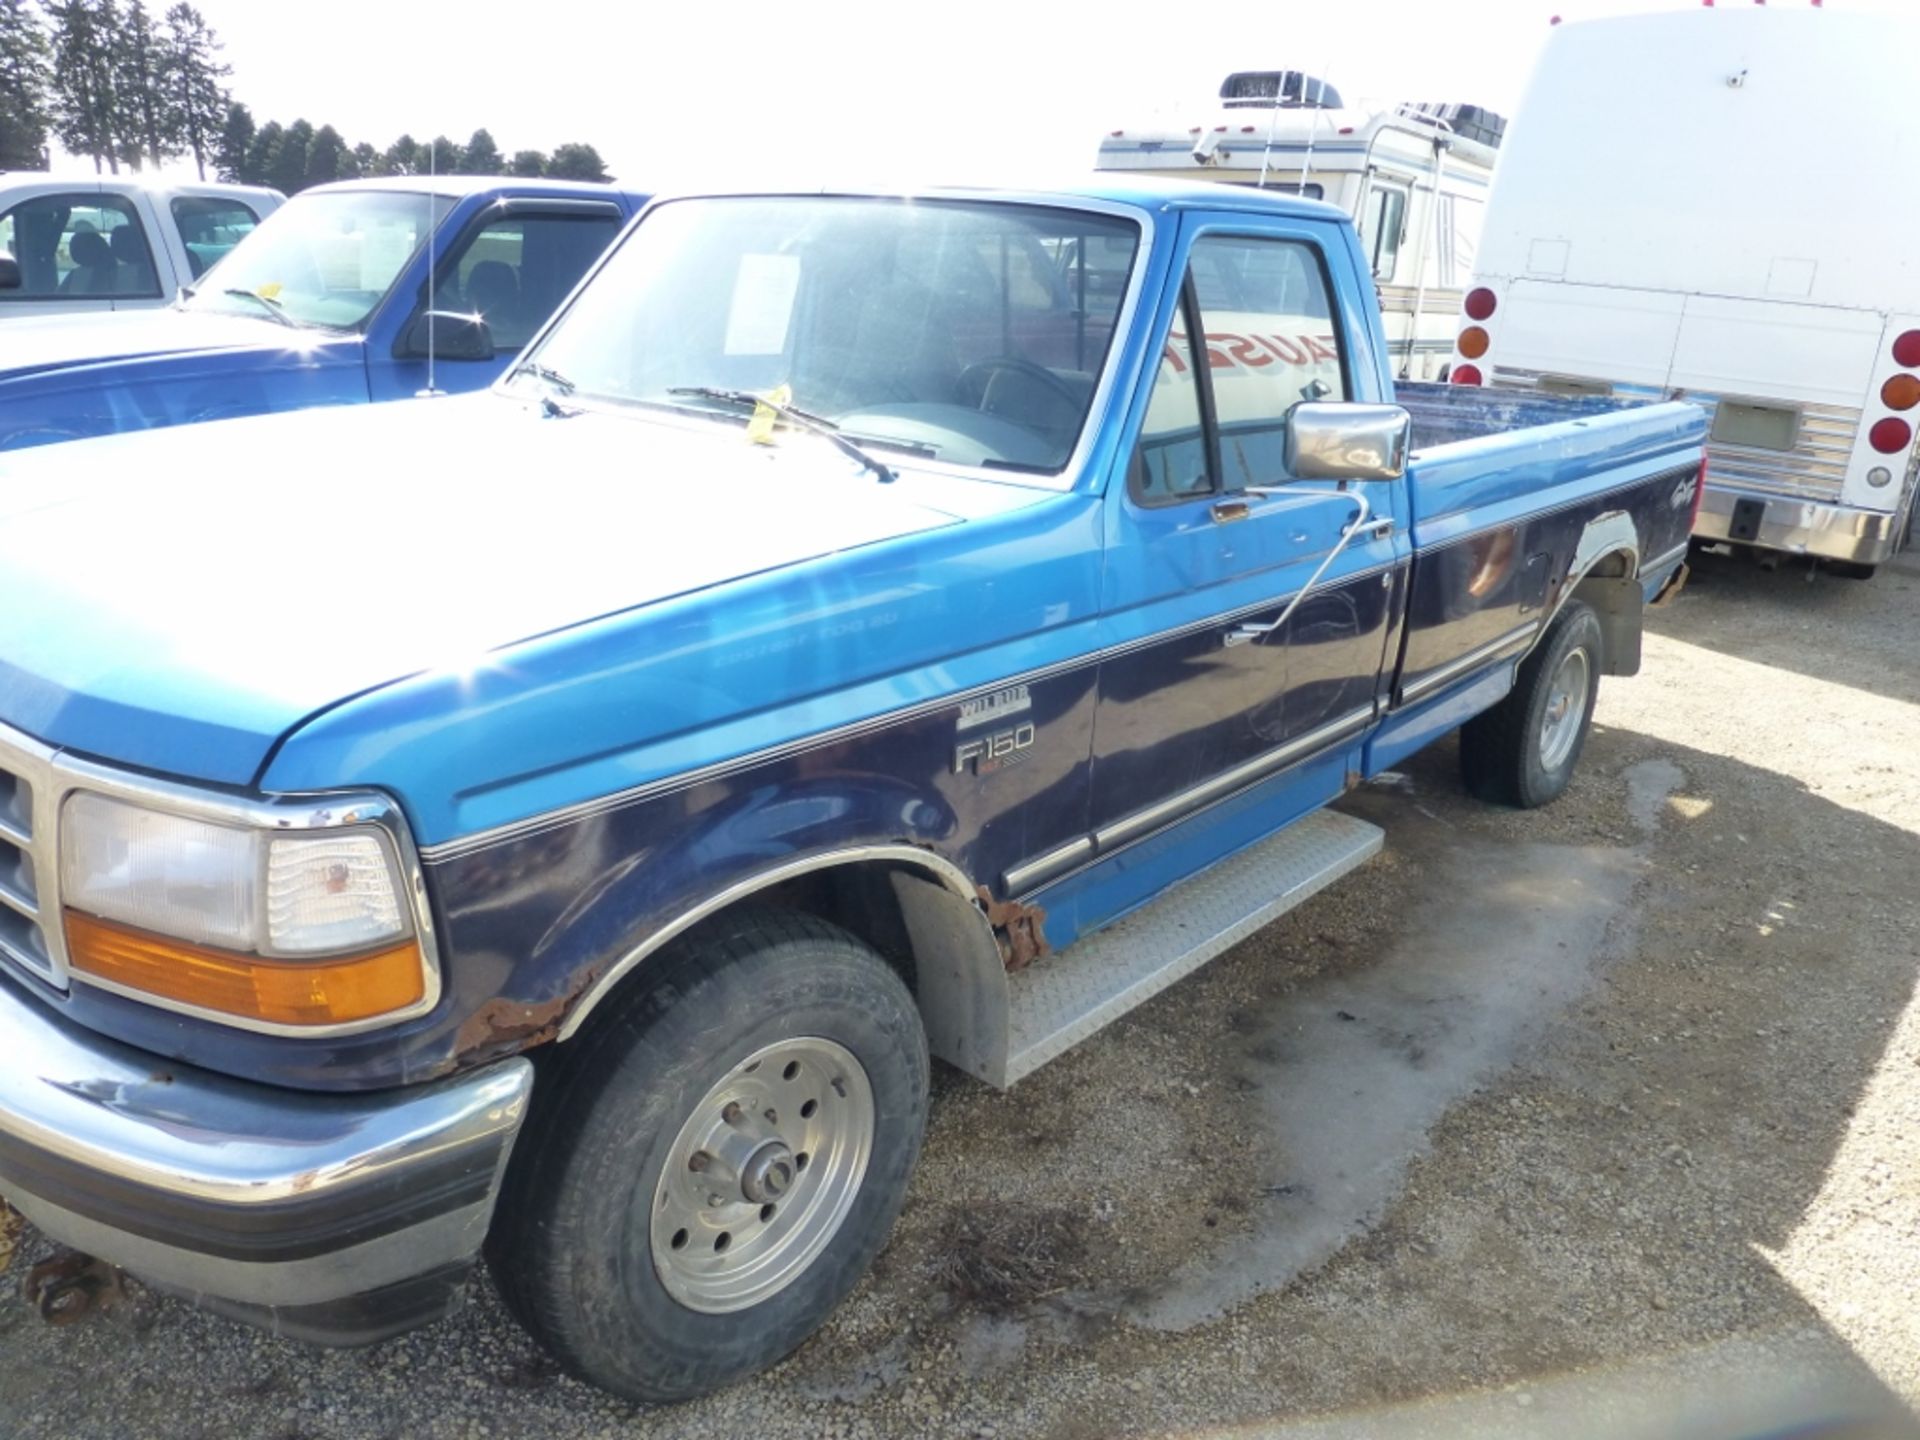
[0,181,1702,1400]
[0,175,649,452]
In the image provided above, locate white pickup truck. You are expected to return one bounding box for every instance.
[0,172,284,316]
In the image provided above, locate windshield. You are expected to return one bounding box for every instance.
[184,190,448,330]
[515,197,1142,476]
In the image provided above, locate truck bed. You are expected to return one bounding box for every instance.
[1397,381,1659,453]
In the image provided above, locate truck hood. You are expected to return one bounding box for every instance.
[0,308,307,383]
[0,397,971,786]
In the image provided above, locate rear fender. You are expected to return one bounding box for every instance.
[1548,510,1642,676]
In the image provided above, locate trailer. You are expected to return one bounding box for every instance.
[1448,7,1920,576]
[1096,70,1503,383]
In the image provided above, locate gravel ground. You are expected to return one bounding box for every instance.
[4,544,1920,1440]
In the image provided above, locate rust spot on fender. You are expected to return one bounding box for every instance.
[977,886,1051,973]
[454,970,598,1066]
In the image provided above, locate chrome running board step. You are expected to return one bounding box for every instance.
[998,808,1384,1087]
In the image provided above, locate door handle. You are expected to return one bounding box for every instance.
[1211,499,1252,524]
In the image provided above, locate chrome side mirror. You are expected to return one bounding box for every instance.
[1285,402,1411,481]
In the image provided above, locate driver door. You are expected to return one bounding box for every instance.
[1086,219,1404,852]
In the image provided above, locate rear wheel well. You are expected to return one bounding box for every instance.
[1567,547,1643,676]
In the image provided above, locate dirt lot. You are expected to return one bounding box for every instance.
[4,544,1919,1440]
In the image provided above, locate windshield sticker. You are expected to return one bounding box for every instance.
[724,253,801,356]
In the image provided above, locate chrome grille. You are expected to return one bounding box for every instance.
[1490,368,1860,504]
[0,721,69,989]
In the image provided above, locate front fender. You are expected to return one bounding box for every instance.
[426,765,970,1065]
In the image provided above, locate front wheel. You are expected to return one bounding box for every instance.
[1458,600,1604,808]
[490,908,929,1403]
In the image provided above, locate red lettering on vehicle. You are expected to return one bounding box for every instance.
[1302,334,1339,362]
[1260,334,1309,365]
[1218,333,1275,369]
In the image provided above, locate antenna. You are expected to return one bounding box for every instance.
[418,134,439,398]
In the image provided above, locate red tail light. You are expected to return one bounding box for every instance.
[1464,288,1498,321]
[1892,330,1920,368]
[1451,364,1484,387]
[1869,418,1913,454]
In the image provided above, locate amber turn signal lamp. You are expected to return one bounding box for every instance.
[1880,374,1920,412]
[1457,326,1491,360]
[65,912,426,1027]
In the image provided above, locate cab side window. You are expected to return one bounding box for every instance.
[1188,235,1348,492]
[171,196,261,279]
[438,212,621,351]
[0,193,160,301]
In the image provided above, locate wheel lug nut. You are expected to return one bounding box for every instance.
[688,1151,712,1173]
[722,1102,743,1124]
[764,1107,779,1124]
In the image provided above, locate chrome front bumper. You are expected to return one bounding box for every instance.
[1694,485,1905,565]
[0,978,531,1344]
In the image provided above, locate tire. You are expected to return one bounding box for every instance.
[489,907,929,1403]
[1823,559,1877,581]
[1458,600,1604,809]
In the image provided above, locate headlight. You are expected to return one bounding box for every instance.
[59,790,431,1031]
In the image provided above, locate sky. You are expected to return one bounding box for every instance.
[61,0,1900,189]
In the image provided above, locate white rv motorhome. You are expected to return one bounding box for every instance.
[1096,70,1504,382]
[1451,7,1919,576]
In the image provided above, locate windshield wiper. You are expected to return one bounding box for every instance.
[221,288,294,328]
[512,361,577,396]
[668,386,896,485]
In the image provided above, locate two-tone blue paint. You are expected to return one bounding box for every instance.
[0,177,649,453]
[0,180,1706,1092]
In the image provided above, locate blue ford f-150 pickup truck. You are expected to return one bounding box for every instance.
[0,175,649,452]
[0,180,1702,1400]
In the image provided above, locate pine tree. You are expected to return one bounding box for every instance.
[382,132,418,176]
[546,142,609,183]
[162,3,229,179]
[422,134,461,175]
[242,116,280,188]
[213,98,251,181]
[113,0,172,170]
[350,140,379,177]
[268,116,311,194]
[457,126,500,175]
[45,0,124,173]
[507,148,546,178]
[0,0,53,170]
[302,122,345,190]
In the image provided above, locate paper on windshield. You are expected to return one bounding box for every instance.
[358,222,416,292]
[724,254,801,356]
